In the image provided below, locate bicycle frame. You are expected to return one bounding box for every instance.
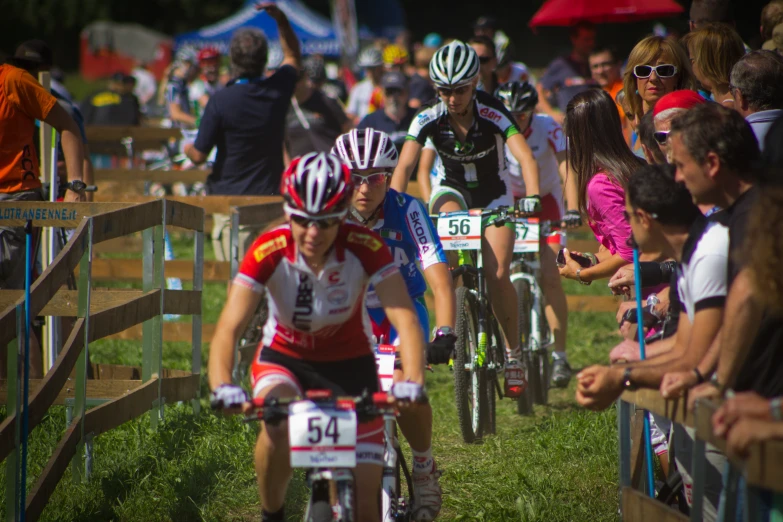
[380,414,414,521]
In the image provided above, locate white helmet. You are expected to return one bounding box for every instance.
[429,40,480,88]
[331,128,398,171]
[356,47,383,68]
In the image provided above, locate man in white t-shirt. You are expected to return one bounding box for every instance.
[346,47,384,124]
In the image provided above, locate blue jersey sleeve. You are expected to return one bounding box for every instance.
[402,195,447,270]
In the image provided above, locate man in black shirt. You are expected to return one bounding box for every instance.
[357,71,416,152]
[285,56,349,158]
[185,2,300,261]
[81,72,141,126]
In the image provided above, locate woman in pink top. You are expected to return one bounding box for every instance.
[559,89,645,285]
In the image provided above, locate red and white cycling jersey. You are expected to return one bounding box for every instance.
[234,223,398,361]
[505,113,566,209]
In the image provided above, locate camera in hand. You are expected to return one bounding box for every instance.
[556,248,593,268]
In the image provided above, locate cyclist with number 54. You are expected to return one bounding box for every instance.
[332,128,454,521]
[391,40,542,398]
[208,152,427,522]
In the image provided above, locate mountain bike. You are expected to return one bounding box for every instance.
[509,219,555,415]
[216,389,412,522]
[374,344,416,522]
[433,204,525,443]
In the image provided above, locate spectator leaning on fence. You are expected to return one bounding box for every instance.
[184,2,301,263]
[730,50,783,150]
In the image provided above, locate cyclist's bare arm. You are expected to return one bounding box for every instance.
[715,269,763,386]
[169,101,197,127]
[423,262,455,330]
[416,147,436,203]
[208,284,264,390]
[535,83,563,124]
[391,140,423,193]
[375,273,426,385]
[45,102,86,201]
[506,133,540,196]
[556,151,578,212]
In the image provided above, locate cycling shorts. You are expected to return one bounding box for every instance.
[368,296,429,346]
[251,348,384,466]
[428,181,514,214]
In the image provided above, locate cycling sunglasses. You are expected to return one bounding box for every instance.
[633,64,678,79]
[352,171,390,187]
[478,56,493,64]
[437,84,471,97]
[286,207,345,229]
[653,130,670,145]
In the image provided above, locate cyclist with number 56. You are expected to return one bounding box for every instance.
[494,81,576,387]
[390,40,542,398]
[333,128,454,520]
[208,152,427,522]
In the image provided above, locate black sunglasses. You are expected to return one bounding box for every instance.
[633,64,678,79]
[653,131,670,145]
[437,84,471,97]
[289,213,342,229]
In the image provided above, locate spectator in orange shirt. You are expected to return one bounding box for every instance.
[0,63,86,378]
[589,47,631,144]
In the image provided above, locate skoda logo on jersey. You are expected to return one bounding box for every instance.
[454,141,475,156]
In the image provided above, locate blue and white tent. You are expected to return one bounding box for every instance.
[174,0,347,64]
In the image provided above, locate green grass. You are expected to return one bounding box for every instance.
[1,236,624,521]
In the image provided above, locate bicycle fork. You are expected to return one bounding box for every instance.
[510,270,548,355]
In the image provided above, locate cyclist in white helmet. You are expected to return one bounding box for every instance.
[333,128,453,520]
[347,47,384,124]
[391,40,543,398]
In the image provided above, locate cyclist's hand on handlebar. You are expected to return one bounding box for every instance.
[390,382,428,403]
[426,333,456,365]
[561,209,582,228]
[517,195,541,215]
[210,383,249,410]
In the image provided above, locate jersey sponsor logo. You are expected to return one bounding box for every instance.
[377,264,398,280]
[479,107,502,123]
[396,193,406,206]
[327,288,348,305]
[439,145,496,162]
[326,268,342,286]
[292,272,313,332]
[454,141,475,156]
[416,110,435,126]
[347,231,384,251]
[253,235,287,262]
[328,306,350,315]
[408,210,431,255]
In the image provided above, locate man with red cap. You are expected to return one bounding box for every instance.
[652,90,707,163]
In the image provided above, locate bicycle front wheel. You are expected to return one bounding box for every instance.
[483,316,503,435]
[454,286,484,443]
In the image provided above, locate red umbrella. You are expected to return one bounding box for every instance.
[529,0,685,27]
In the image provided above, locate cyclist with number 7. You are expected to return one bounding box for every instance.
[391,40,542,397]
[332,128,454,520]
[208,152,427,522]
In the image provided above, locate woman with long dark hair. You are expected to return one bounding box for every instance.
[559,89,645,284]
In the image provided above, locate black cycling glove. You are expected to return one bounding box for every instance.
[426,333,456,365]
[561,210,582,228]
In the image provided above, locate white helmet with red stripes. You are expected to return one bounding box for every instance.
[280,152,354,215]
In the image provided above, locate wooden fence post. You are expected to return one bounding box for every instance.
[190,224,204,414]
[4,307,23,522]
[142,217,164,429]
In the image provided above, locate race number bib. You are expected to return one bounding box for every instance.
[513,219,540,253]
[289,400,358,468]
[375,344,396,392]
[436,211,482,250]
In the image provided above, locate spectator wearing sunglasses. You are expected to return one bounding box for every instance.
[357,72,416,152]
[622,36,695,121]
[468,35,499,95]
[682,23,746,107]
[730,50,783,150]
[651,89,706,164]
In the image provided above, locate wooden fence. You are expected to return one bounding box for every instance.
[618,389,783,521]
[0,199,204,522]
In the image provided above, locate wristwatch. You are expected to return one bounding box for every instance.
[68,180,87,193]
[576,268,591,285]
[435,326,454,338]
[621,367,638,391]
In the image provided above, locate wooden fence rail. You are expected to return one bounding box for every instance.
[618,389,783,521]
[0,199,205,522]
